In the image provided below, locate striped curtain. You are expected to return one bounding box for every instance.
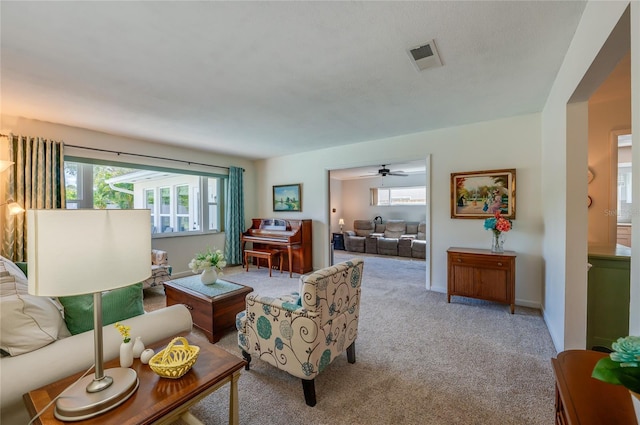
[2,135,65,261]
[224,166,244,265]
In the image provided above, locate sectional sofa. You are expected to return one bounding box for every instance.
[344,219,426,259]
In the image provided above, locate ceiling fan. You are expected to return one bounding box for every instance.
[362,165,408,178]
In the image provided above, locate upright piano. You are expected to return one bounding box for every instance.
[241,218,313,277]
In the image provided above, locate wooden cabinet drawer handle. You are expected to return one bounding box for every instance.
[184,304,193,310]
[457,258,462,262]
[497,262,503,266]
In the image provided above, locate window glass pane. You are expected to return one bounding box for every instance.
[370,186,426,206]
[209,204,219,231]
[208,178,217,203]
[378,189,390,206]
[93,165,135,209]
[64,159,226,236]
[161,216,171,232]
[65,163,79,201]
[145,189,154,209]
[177,216,190,232]
[176,185,189,214]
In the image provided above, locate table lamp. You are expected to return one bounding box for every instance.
[338,218,344,233]
[27,209,151,421]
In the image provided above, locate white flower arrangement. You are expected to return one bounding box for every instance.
[188,247,227,274]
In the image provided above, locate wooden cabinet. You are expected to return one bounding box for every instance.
[447,247,516,314]
[552,350,636,425]
[617,224,632,247]
[587,244,631,350]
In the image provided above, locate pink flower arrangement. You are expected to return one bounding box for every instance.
[484,212,512,234]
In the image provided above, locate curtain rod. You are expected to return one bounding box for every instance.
[0,134,241,171]
[65,144,234,171]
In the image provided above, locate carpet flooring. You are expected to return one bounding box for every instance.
[143,252,557,425]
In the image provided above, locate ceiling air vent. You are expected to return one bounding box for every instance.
[409,39,442,71]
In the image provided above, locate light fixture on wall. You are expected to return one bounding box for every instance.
[0,160,13,173]
[0,160,25,215]
[338,218,344,233]
[0,200,25,215]
[27,209,151,421]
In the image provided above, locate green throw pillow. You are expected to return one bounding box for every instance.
[59,283,144,335]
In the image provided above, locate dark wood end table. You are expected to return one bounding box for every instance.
[23,332,246,425]
[552,349,636,424]
[164,276,253,343]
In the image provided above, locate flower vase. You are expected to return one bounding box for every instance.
[491,231,504,253]
[132,336,145,358]
[120,341,133,368]
[200,267,218,285]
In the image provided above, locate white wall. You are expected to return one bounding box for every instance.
[0,115,257,276]
[541,1,635,351]
[257,113,543,307]
[339,173,427,228]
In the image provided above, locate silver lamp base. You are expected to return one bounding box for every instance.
[55,368,139,422]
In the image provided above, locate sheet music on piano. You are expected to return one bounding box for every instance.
[260,219,287,231]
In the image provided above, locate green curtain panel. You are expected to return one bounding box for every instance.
[224,166,244,265]
[2,135,65,261]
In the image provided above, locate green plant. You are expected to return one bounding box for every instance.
[592,336,640,393]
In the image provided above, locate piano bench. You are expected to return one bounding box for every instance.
[244,249,282,277]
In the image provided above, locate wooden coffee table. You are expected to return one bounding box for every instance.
[164,276,253,343]
[23,332,246,425]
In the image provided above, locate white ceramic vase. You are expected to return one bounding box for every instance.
[132,336,145,359]
[120,341,134,368]
[200,267,218,284]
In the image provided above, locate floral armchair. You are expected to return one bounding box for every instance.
[236,258,364,406]
[142,249,172,289]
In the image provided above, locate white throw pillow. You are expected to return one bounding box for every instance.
[0,258,69,356]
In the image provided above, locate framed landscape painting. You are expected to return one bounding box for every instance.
[451,168,516,219]
[273,184,302,212]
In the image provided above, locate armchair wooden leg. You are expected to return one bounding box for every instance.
[301,379,317,407]
[346,342,356,364]
[241,350,251,370]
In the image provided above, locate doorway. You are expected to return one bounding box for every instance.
[328,157,431,289]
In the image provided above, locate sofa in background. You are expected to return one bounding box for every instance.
[0,256,193,424]
[344,220,375,253]
[344,220,426,259]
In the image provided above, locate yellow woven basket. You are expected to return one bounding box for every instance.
[149,336,200,379]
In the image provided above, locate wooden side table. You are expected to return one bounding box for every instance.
[552,350,636,424]
[447,247,516,313]
[23,332,246,425]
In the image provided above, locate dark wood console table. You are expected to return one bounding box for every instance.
[552,350,636,424]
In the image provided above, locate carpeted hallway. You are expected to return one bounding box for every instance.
[144,252,556,425]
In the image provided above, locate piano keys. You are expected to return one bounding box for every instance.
[241,218,312,277]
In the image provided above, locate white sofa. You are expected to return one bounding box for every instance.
[0,257,193,425]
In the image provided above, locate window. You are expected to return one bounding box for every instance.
[370,186,427,206]
[64,160,226,236]
[145,189,155,231]
[617,133,632,223]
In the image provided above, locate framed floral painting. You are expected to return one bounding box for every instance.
[451,169,516,219]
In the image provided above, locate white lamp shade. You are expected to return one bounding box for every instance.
[338,218,345,225]
[27,209,151,297]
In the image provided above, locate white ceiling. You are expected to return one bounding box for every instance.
[1,1,586,161]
